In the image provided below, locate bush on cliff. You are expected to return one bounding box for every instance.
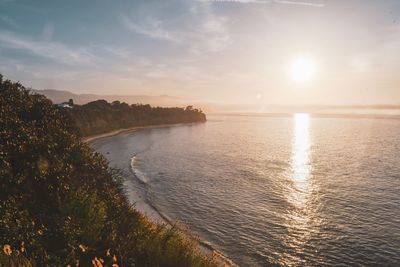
[0,74,216,267]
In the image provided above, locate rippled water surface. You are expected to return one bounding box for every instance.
[91,114,400,266]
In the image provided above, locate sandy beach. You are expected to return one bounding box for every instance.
[82,124,180,143]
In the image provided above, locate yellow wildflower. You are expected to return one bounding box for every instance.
[91,257,103,267]
[79,244,86,252]
[3,244,12,256]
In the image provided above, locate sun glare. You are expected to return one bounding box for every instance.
[290,57,316,83]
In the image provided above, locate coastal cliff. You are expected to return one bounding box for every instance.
[63,99,206,137]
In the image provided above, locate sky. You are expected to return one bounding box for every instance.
[1,0,400,109]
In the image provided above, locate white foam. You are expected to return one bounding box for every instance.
[130,156,149,184]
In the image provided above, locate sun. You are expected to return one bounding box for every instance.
[290,57,316,83]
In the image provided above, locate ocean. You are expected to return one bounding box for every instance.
[91,114,400,266]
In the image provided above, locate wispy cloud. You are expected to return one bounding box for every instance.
[121,4,230,54]
[274,0,324,7]
[190,13,230,54]
[198,0,325,8]
[121,15,182,43]
[0,31,95,65]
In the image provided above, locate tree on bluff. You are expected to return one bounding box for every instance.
[63,98,206,137]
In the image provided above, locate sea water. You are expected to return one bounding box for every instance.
[91,114,400,266]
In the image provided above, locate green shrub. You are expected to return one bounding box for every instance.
[0,74,217,267]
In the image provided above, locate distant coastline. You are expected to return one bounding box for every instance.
[62,99,206,137]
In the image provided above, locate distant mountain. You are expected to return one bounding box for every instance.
[34,89,192,107]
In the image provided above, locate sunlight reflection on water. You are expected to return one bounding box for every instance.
[93,114,400,266]
[292,113,311,196]
[284,113,314,265]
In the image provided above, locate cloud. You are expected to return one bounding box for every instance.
[99,46,133,58]
[121,7,230,54]
[121,15,182,43]
[0,31,95,65]
[274,0,324,7]
[198,0,325,7]
[190,13,230,54]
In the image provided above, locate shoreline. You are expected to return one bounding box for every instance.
[82,123,185,143]
[82,123,195,226]
[82,123,199,224]
[83,122,236,266]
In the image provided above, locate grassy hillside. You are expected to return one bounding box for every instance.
[0,75,217,267]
